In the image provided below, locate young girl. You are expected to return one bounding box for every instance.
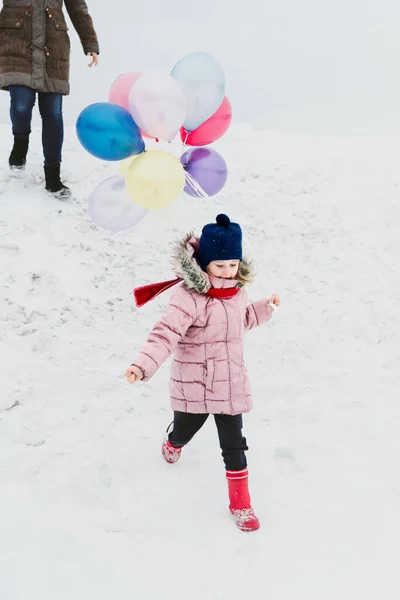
[125,214,280,532]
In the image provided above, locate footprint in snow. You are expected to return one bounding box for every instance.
[273,447,305,474]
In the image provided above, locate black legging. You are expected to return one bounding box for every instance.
[168,411,248,471]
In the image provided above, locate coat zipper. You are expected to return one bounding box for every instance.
[222,301,234,414]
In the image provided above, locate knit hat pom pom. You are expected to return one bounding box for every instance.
[216,214,231,227]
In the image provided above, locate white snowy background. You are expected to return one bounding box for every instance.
[1,1,400,599]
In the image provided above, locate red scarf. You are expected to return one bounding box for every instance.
[133,277,239,307]
[206,287,240,299]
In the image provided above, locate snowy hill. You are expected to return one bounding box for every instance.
[1,122,399,599]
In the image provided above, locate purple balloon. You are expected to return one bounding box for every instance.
[181,147,227,197]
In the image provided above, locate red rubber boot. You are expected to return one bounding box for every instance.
[226,468,260,532]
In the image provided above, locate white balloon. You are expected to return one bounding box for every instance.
[171,51,225,130]
[129,74,187,142]
[88,175,147,232]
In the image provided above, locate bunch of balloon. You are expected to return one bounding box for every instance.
[76,51,229,231]
[172,52,232,199]
[76,73,187,231]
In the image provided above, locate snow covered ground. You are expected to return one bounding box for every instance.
[1,123,400,599]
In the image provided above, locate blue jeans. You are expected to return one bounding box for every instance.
[9,85,64,167]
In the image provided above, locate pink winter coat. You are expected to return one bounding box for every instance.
[132,236,274,416]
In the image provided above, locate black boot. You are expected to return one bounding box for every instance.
[9,137,29,170]
[44,164,71,199]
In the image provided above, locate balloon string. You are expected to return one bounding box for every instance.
[181,131,190,155]
[184,171,209,199]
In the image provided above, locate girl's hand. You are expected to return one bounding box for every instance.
[124,365,144,384]
[267,293,281,309]
[87,52,99,68]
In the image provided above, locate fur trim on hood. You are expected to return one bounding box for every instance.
[171,233,254,295]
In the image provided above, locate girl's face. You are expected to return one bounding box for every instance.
[207,259,240,279]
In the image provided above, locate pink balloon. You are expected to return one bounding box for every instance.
[180,97,232,146]
[110,72,154,140]
[109,72,142,113]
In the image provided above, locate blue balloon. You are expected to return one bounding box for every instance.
[171,51,225,131]
[76,102,145,161]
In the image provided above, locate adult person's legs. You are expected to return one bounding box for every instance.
[8,86,36,170]
[38,92,70,198]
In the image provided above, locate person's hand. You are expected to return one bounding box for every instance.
[87,52,98,68]
[267,293,281,309]
[124,365,144,384]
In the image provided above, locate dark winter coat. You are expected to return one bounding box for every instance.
[0,0,99,95]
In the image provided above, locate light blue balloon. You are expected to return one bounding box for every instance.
[76,102,145,161]
[171,51,225,131]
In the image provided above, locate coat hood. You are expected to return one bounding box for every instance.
[171,233,254,295]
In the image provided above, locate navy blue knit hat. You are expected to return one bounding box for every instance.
[198,214,242,270]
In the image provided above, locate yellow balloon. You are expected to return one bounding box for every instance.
[119,157,136,175]
[126,150,185,210]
